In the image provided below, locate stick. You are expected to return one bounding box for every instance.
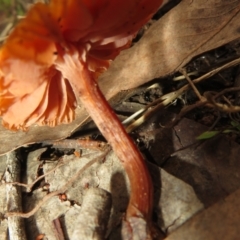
[5,150,27,240]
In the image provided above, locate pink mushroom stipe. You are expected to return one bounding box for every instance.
[0,1,163,238]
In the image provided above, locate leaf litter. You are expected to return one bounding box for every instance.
[1,0,240,239]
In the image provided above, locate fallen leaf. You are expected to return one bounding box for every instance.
[99,0,240,100]
[136,110,240,233]
[165,188,240,240]
[151,165,204,233]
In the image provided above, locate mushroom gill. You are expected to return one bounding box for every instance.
[0,0,162,130]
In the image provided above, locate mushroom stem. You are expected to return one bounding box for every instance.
[59,54,153,224]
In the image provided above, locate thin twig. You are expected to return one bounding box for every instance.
[2,157,67,192]
[5,149,109,218]
[179,68,203,101]
[43,138,108,152]
[125,58,240,132]
[205,87,240,112]
[2,149,105,192]
[5,150,27,240]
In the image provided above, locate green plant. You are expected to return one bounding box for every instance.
[197,121,240,140]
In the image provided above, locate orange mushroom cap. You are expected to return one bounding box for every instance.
[0,0,163,130]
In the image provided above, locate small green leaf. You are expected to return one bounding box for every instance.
[196,131,219,140]
[222,129,234,133]
[231,121,240,131]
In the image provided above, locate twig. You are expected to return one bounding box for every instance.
[1,148,106,192]
[2,157,67,192]
[179,68,203,101]
[43,138,108,152]
[5,150,27,240]
[205,87,240,112]
[163,100,208,128]
[5,149,109,218]
[125,58,240,132]
[126,90,186,132]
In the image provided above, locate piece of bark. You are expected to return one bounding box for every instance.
[71,188,112,240]
[5,150,27,240]
[52,218,65,240]
[0,155,8,239]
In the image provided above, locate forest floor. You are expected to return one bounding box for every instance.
[1,1,240,239]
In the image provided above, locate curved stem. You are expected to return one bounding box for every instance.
[58,54,153,223]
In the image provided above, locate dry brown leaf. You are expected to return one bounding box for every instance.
[165,188,240,240]
[139,110,240,233]
[1,0,240,154]
[99,0,240,99]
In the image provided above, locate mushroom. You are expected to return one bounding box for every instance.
[0,0,163,237]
